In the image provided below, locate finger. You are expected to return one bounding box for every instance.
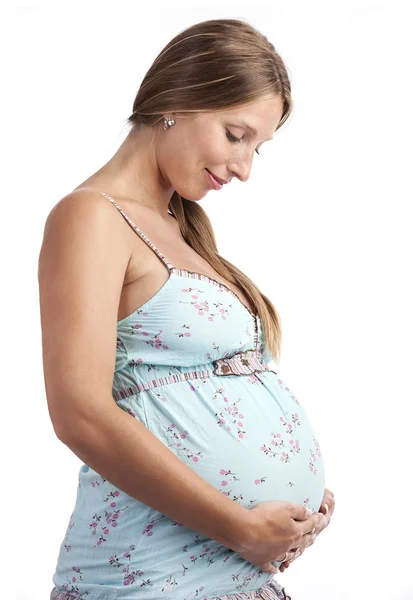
[299,532,317,551]
[316,511,330,532]
[300,513,322,537]
[277,548,300,568]
[319,489,335,514]
[319,503,329,515]
[316,513,331,535]
[323,502,334,517]
[262,563,278,574]
[284,548,303,568]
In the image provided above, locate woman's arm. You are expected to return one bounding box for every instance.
[59,396,249,550]
[38,189,249,552]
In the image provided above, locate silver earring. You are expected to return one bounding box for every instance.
[163,116,175,129]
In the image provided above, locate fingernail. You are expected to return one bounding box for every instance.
[324,503,329,513]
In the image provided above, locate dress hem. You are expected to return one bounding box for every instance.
[50,578,291,600]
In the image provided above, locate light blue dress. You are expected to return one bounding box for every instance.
[50,191,326,600]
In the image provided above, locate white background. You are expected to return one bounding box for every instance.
[4,1,413,599]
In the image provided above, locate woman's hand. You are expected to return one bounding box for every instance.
[233,500,324,573]
[278,488,335,572]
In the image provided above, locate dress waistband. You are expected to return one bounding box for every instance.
[113,349,277,401]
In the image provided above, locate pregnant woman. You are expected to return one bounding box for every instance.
[38,18,334,600]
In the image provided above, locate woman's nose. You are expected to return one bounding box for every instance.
[229,152,254,182]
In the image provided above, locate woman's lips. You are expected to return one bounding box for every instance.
[205,168,224,190]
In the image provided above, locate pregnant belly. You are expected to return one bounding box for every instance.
[122,370,326,516]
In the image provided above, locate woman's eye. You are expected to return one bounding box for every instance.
[226,129,241,144]
[226,130,261,156]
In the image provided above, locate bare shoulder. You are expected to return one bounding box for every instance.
[43,188,130,243]
[38,188,133,441]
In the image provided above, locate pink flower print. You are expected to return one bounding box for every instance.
[130,358,143,367]
[220,469,226,475]
[142,523,154,536]
[193,456,199,462]
[280,452,291,464]
[270,433,284,451]
[222,480,228,486]
[175,324,192,338]
[314,437,322,457]
[146,329,169,350]
[192,295,198,299]
[288,439,300,456]
[255,477,267,485]
[309,440,321,475]
[291,412,301,427]
[260,442,279,457]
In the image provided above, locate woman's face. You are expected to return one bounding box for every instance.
[156,93,285,200]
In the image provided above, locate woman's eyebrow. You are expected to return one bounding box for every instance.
[228,119,274,141]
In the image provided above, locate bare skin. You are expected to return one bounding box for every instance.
[73,93,283,322]
[279,488,335,572]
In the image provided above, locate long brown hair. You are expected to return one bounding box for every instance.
[125,18,293,365]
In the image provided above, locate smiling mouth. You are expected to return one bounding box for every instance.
[206,169,227,185]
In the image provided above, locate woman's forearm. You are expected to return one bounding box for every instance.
[59,401,250,552]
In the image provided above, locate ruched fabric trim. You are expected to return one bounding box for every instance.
[50,578,292,600]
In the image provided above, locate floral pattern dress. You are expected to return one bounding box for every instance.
[49,192,326,600]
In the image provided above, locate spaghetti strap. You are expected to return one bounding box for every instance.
[99,191,176,272]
